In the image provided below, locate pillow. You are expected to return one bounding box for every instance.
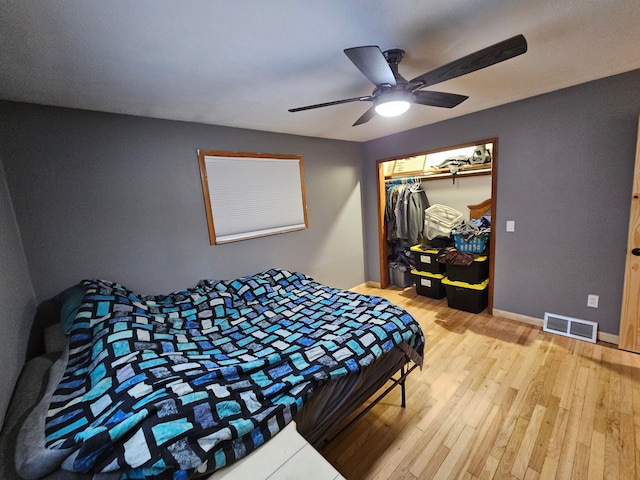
[44,323,67,353]
[53,284,86,334]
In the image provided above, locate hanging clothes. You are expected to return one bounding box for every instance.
[385,180,430,245]
[407,185,429,245]
[385,184,401,242]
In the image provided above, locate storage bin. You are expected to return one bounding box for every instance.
[411,269,446,299]
[441,277,489,313]
[389,265,413,288]
[451,230,490,254]
[445,255,489,284]
[410,245,445,274]
[424,204,464,240]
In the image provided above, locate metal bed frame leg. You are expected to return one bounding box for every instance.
[322,361,417,447]
[401,363,407,408]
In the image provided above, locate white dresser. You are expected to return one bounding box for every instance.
[206,422,346,480]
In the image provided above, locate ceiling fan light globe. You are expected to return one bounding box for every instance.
[375,100,411,117]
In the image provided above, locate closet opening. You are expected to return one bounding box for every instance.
[376,138,497,314]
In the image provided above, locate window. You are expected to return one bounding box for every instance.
[198,150,308,244]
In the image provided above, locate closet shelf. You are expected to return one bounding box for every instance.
[385,163,491,182]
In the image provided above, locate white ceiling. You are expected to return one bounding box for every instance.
[1,1,639,142]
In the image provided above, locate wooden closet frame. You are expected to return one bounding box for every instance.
[376,138,498,314]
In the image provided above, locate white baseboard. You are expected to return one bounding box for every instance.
[493,309,619,346]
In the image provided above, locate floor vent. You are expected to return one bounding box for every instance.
[543,313,597,343]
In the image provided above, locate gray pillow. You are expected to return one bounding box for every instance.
[44,323,68,354]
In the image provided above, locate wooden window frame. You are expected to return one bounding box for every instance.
[198,150,308,245]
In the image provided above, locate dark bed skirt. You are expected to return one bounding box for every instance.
[294,348,408,447]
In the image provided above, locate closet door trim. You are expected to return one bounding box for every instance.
[376,139,497,314]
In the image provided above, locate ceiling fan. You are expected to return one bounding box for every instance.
[289,35,527,126]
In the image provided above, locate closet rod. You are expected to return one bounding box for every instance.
[385,167,491,183]
[385,176,421,184]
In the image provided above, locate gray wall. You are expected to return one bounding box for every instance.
[0,159,36,430]
[0,101,367,425]
[0,102,366,302]
[362,69,640,335]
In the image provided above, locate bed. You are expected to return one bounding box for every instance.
[0,268,424,480]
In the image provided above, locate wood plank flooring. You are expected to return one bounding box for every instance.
[320,285,640,480]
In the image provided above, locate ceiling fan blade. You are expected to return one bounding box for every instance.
[409,34,528,89]
[344,46,397,87]
[352,106,377,126]
[289,95,372,112]
[412,90,469,108]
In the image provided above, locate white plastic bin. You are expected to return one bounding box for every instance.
[388,266,413,288]
[424,204,464,240]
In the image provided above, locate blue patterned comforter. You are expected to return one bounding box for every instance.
[37,269,424,479]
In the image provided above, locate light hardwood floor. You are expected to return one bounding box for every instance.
[320,285,640,480]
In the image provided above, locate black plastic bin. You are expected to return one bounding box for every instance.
[441,277,489,313]
[412,269,446,299]
[410,245,445,274]
[445,255,489,284]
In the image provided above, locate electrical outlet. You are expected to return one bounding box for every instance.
[587,294,599,308]
[506,220,515,232]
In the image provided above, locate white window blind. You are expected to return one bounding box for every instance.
[198,151,308,244]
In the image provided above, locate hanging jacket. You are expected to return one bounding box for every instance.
[394,184,411,240]
[407,188,429,245]
[385,185,401,241]
[385,182,430,244]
